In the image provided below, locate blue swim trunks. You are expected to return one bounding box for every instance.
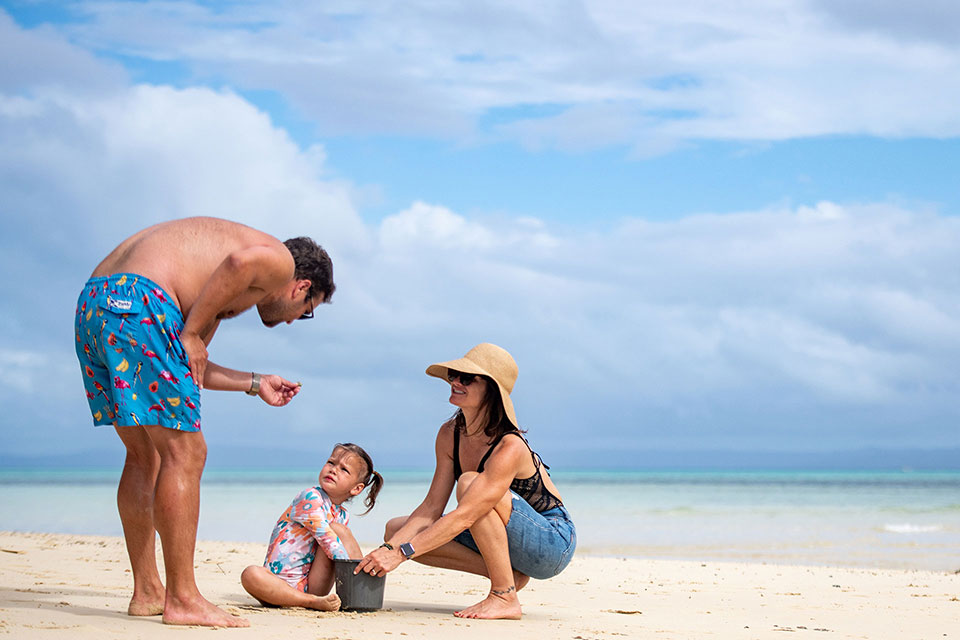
[74,273,201,431]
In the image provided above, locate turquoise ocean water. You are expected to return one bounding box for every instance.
[1,470,957,572]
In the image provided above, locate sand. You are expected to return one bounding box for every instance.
[0,530,956,639]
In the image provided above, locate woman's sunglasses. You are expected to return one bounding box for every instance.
[446,369,479,386]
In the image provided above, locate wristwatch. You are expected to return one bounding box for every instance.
[246,372,261,396]
[399,542,415,560]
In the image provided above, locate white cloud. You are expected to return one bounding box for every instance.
[0,10,127,94]
[810,0,960,46]
[356,198,960,407]
[1,8,958,461]
[0,84,367,264]
[2,73,958,453]
[30,0,960,147]
[380,201,497,251]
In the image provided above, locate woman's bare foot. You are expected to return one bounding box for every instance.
[514,572,530,591]
[162,594,250,627]
[306,593,341,611]
[454,586,522,620]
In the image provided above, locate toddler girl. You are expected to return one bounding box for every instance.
[241,443,383,610]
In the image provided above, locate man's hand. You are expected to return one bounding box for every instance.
[258,374,301,406]
[181,330,208,389]
[355,545,404,577]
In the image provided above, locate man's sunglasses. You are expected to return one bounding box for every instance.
[446,369,479,386]
[299,295,315,321]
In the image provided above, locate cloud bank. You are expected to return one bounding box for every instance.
[13,0,960,151]
[1,6,958,467]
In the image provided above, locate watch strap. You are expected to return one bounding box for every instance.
[246,372,261,396]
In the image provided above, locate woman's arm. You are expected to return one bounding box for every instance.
[402,437,525,557]
[359,436,527,574]
[385,425,457,543]
[356,425,457,571]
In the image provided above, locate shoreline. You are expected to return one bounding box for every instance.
[2,531,957,639]
[4,528,957,574]
[4,470,958,576]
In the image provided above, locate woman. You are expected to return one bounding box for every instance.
[356,343,576,620]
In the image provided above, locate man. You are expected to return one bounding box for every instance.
[74,217,335,627]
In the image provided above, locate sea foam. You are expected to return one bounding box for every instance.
[882,523,942,534]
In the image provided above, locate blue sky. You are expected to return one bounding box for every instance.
[1,0,959,470]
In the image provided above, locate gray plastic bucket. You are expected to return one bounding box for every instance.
[333,559,386,611]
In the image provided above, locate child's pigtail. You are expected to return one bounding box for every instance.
[363,470,384,513]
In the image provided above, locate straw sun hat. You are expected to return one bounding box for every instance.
[425,343,519,428]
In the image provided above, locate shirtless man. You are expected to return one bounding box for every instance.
[73,217,335,627]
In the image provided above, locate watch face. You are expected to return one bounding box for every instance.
[399,542,415,558]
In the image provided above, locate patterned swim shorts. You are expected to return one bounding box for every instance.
[74,273,201,431]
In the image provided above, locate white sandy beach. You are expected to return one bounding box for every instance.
[0,530,956,639]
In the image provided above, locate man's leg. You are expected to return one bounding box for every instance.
[144,425,249,628]
[114,425,165,616]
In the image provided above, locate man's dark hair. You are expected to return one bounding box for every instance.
[283,237,335,303]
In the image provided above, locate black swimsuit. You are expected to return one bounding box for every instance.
[452,428,563,513]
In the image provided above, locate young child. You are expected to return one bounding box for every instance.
[241,443,383,610]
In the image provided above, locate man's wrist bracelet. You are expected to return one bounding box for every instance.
[246,372,261,396]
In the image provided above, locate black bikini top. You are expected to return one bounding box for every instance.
[452,427,563,513]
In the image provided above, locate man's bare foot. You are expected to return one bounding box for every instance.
[128,596,164,616]
[306,593,341,612]
[128,584,165,616]
[162,594,250,628]
[454,587,522,620]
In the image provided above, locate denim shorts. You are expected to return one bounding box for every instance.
[453,494,576,580]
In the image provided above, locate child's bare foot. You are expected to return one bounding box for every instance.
[306,593,341,611]
[162,594,250,627]
[454,587,522,620]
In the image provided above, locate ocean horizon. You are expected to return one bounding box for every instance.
[2,468,958,572]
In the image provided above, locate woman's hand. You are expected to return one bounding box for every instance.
[355,546,404,577]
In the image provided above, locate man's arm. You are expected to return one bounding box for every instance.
[181,243,294,388]
[203,363,301,406]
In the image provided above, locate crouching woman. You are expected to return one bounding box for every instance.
[356,343,575,620]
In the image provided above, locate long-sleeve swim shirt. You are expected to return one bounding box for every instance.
[263,486,351,582]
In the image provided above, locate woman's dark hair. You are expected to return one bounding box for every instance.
[284,236,336,304]
[450,374,525,441]
[332,442,383,514]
